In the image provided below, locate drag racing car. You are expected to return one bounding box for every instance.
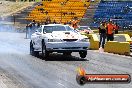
[30,24,90,58]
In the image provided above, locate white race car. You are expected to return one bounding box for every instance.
[30,24,90,58]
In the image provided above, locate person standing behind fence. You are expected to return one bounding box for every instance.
[106,20,115,41]
[98,21,107,48]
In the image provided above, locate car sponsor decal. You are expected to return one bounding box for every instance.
[65,34,75,39]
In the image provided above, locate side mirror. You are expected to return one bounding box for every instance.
[43,29,46,34]
[43,31,46,34]
[35,30,39,32]
[35,30,41,35]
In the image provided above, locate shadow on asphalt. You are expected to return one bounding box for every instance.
[38,53,88,61]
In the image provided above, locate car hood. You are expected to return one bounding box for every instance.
[49,31,82,39]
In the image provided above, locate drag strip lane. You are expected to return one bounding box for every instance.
[0,32,132,88]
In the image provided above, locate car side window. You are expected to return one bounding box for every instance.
[43,26,53,33]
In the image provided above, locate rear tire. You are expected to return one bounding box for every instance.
[79,51,87,58]
[30,41,39,57]
[42,39,49,59]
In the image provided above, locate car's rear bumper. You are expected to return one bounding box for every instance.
[46,42,90,52]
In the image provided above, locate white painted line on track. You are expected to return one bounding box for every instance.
[57,82,68,88]
[0,78,8,88]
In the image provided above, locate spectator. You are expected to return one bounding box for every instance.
[122,5,130,14]
[32,20,36,27]
[25,23,32,39]
[37,23,40,28]
[25,24,28,39]
[27,20,37,38]
[29,23,33,38]
[31,20,37,34]
[64,22,67,25]
[114,23,119,34]
[68,20,72,27]
[72,19,79,29]
[45,17,51,24]
[53,20,57,24]
[106,20,115,41]
[44,21,48,25]
[98,21,107,48]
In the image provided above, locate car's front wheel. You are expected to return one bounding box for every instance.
[79,51,87,58]
[30,41,39,57]
[42,39,49,59]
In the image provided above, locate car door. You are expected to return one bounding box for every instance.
[33,27,43,50]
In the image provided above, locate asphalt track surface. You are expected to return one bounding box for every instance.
[0,32,132,88]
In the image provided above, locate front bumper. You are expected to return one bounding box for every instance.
[45,42,90,52]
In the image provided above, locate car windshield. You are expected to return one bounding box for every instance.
[43,25,75,33]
